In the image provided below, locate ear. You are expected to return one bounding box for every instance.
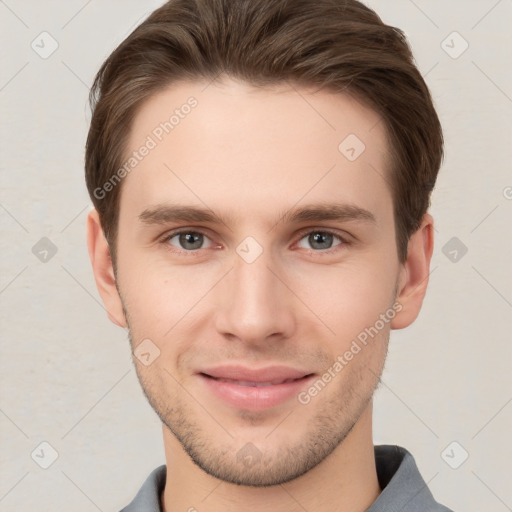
[391,213,434,330]
[86,208,127,328]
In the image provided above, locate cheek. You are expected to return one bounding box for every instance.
[289,258,398,344]
[117,250,218,340]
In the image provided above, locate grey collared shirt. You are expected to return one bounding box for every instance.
[120,445,455,511]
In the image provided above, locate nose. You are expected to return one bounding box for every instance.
[214,247,296,347]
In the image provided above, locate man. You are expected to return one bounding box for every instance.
[85,0,453,510]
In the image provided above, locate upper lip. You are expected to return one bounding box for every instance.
[198,365,313,384]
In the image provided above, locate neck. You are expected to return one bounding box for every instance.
[161,402,380,512]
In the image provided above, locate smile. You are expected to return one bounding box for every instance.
[197,366,315,411]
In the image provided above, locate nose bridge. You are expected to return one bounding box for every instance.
[234,249,277,305]
[214,241,295,342]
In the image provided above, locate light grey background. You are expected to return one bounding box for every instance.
[1,1,511,511]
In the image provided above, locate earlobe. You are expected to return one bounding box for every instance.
[391,213,434,330]
[86,208,127,328]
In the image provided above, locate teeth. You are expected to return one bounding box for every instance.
[217,377,298,386]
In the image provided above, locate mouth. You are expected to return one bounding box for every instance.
[204,376,305,387]
[196,365,316,411]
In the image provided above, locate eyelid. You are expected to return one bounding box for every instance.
[294,226,350,239]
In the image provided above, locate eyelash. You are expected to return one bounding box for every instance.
[158,228,350,256]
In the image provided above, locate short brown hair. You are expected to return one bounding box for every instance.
[85,0,443,265]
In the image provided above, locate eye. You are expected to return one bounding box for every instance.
[162,230,214,251]
[296,230,344,251]
[159,228,347,254]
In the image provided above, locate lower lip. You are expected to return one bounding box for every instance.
[197,374,315,411]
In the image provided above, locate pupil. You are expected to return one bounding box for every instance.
[310,232,332,250]
[180,232,202,249]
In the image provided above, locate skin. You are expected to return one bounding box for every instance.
[87,77,433,512]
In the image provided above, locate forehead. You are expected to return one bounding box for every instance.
[120,77,392,226]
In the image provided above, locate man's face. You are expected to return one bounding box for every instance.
[114,78,402,485]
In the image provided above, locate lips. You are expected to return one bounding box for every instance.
[197,365,315,411]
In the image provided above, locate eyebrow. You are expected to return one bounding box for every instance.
[138,202,376,228]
